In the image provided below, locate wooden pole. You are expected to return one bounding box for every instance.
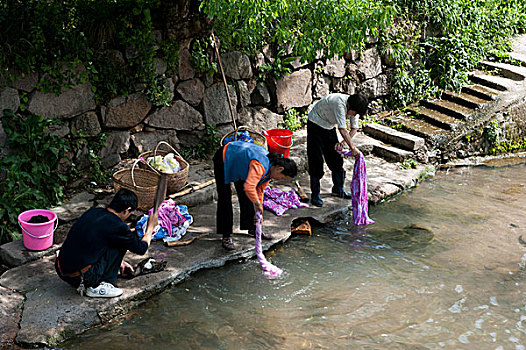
[211,32,237,131]
[168,179,216,199]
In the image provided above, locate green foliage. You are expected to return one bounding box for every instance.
[161,38,180,76]
[88,53,135,104]
[490,137,526,154]
[181,125,222,160]
[483,120,500,148]
[0,1,91,93]
[68,130,109,186]
[0,110,69,243]
[201,0,394,63]
[190,37,218,77]
[279,108,307,132]
[144,77,173,107]
[0,0,177,105]
[388,63,438,108]
[400,157,417,170]
[0,110,109,243]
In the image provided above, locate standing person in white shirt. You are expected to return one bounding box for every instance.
[307,93,369,207]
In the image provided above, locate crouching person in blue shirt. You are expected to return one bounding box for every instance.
[55,189,157,298]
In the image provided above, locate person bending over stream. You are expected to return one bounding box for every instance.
[56,189,157,298]
[213,141,298,250]
[307,93,369,207]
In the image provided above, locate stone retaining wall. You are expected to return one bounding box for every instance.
[0,36,389,170]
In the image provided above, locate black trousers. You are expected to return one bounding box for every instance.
[213,146,256,238]
[307,120,344,179]
[56,247,125,288]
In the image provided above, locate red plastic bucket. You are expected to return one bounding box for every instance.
[263,129,293,158]
[18,209,57,251]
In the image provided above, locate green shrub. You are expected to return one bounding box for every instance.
[180,125,222,160]
[279,108,307,132]
[0,110,69,243]
[190,37,218,77]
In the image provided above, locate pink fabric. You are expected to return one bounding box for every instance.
[263,187,308,216]
[338,151,375,226]
[148,199,188,234]
[255,211,283,278]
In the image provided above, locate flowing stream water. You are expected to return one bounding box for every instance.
[63,163,526,349]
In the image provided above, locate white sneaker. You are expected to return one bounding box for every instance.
[85,282,123,298]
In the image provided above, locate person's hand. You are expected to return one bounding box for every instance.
[120,261,134,277]
[142,210,159,246]
[335,141,346,152]
[254,202,264,215]
[351,146,361,158]
[146,210,159,231]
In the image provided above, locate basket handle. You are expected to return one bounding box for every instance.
[154,141,184,160]
[138,157,162,175]
[263,131,294,149]
[130,158,142,187]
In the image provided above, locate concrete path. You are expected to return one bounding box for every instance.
[0,130,432,348]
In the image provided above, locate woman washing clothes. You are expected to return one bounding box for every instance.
[213,141,298,250]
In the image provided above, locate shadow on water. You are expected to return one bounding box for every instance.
[325,222,435,252]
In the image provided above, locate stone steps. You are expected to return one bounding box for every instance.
[441,90,489,109]
[460,83,500,101]
[363,123,425,151]
[421,99,475,120]
[406,105,461,130]
[372,143,413,163]
[469,71,517,91]
[382,113,448,142]
[509,52,526,67]
[480,61,526,81]
[375,60,526,153]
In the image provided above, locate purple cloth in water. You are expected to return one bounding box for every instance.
[255,210,282,278]
[263,187,308,216]
[338,151,375,226]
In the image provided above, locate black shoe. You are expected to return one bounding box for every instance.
[310,196,323,207]
[331,189,352,199]
[310,177,324,207]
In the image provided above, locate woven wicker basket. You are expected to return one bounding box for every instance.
[138,141,189,194]
[112,159,160,211]
[220,125,267,149]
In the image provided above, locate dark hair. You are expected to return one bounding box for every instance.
[108,188,138,212]
[267,153,298,178]
[347,93,369,116]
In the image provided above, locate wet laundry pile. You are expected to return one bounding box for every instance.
[136,199,193,242]
[263,187,308,216]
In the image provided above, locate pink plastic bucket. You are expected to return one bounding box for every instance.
[18,209,57,251]
[263,129,293,158]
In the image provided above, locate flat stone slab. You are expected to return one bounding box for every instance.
[51,192,95,222]
[0,239,60,268]
[469,72,524,92]
[373,144,413,163]
[441,151,526,168]
[0,286,24,348]
[363,123,425,151]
